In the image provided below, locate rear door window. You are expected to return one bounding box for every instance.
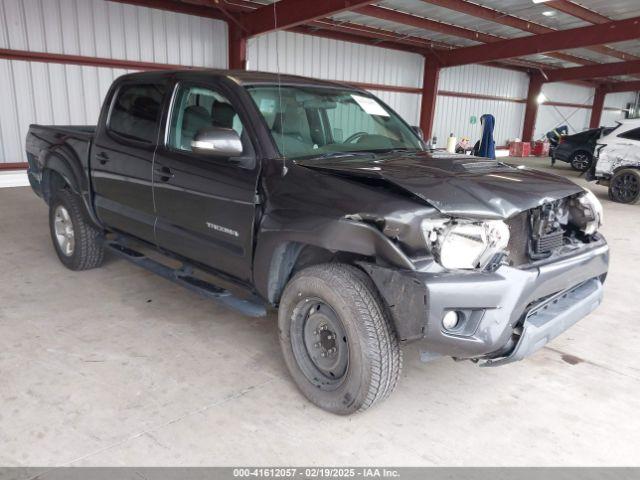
[108,83,167,143]
[618,127,640,141]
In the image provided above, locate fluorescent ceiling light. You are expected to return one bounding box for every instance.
[532,0,550,3]
[537,93,548,104]
[542,10,556,16]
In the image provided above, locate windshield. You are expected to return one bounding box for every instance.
[245,85,423,159]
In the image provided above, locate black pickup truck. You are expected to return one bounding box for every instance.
[26,70,609,414]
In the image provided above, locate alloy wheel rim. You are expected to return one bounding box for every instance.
[290,298,349,390]
[53,205,75,256]
[613,173,639,202]
[572,154,590,170]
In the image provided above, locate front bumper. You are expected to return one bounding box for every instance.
[362,239,609,365]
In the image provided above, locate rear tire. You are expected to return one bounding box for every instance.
[569,151,593,172]
[608,169,640,204]
[49,189,104,270]
[278,263,402,415]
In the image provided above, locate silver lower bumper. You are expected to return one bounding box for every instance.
[482,277,603,366]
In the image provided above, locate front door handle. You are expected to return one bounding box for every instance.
[96,152,110,165]
[153,166,174,182]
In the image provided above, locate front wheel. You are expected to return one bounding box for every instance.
[49,189,105,270]
[278,263,402,415]
[570,151,593,172]
[608,169,640,204]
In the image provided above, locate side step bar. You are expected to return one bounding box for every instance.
[104,240,267,318]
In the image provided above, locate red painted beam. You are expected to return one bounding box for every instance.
[289,26,429,54]
[438,16,640,67]
[522,74,544,142]
[0,162,28,171]
[357,5,500,44]
[306,19,453,50]
[605,81,640,94]
[359,4,593,67]
[546,59,640,83]
[545,0,609,24]
[242,0,373,36]
[419,62,440,139]
[421,0,635,66]
[228,23,247,70]
[589,87,607,128]
[107,0,225,19]
[0,48,198,71]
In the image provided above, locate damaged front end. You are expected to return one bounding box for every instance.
[354,189,608,366]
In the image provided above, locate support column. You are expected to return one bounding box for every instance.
[228,24,247,70]
[419,60,440,141]
[589,86,607,128]
[522,73,544,142]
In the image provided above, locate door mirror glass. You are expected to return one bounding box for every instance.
[192,127,243,157]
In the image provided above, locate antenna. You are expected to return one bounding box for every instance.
[273,1,287,176]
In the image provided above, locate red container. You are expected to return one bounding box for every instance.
[509,141,531,157]
[532,140,550,157]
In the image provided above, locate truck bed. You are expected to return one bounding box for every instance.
[25,124,96,199]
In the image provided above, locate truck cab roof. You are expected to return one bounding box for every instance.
[116,69,364,91]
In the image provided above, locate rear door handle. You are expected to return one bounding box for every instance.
[153,165,174,182]
[96,152,110,165]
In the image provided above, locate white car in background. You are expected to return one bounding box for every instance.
[590,118,640,204]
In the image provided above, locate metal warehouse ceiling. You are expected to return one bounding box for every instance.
[136,0,640,86]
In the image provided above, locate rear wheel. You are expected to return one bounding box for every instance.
[569,151,593,172]
[278,263,402,415]
[608,169,640,204]
[49,189,105,270]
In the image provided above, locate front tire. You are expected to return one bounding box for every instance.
[608,169,640,204]
[49,189,105,270]
[278,263,402,415]
[569,151,593,172]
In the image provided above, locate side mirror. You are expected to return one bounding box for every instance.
[191,127,243,157]
[411,126,424,140]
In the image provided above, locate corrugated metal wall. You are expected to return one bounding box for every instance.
[434,65,528,146]
[535,83,594,139]
[602,92,637,127]
[247,31,424,125]
[0,0,228,164]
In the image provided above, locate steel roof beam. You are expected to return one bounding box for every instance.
[241,0,374,36]
[545,60,640,83]
[437,16,640,67]
[421,0,638,66]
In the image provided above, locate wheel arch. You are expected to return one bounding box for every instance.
[254,219,415,304]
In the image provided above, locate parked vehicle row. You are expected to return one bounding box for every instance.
[588,118,640,204]
[26,70,608,414]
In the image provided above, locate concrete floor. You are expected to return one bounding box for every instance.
[1,157,639,466]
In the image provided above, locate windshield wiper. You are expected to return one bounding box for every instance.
[314,151,379,160]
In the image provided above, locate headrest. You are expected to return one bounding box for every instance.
[212,101,236,128]
[272,110,301,135]
[182,105,211,133]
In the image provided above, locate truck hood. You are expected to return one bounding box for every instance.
[296,152,584,219]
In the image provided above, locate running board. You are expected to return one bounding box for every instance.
[105,240,267,318]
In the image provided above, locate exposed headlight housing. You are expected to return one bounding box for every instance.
[570,188,603,235]
[422,218,510,270]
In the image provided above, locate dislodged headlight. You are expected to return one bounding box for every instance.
[571,188,603,235]
[422,218,510,270]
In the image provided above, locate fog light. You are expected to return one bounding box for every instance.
[442,311,460,330]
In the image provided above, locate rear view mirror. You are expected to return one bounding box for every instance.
[192,127,243,157]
